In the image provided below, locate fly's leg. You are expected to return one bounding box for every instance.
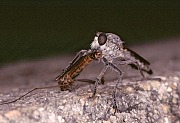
[75,75,105,84]
[92,64,109,98]
[108,62,123,113]
[119,60,146,78]
[100,76,105,84]
[135,62,161,81]
[135,62,145,78]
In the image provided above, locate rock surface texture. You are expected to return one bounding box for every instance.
[0,38,180,123]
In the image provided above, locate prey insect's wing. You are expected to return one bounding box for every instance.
[55,50,88,80]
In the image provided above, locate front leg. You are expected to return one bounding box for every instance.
[92,64,109,97]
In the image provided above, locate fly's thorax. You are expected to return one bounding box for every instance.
[101,44,125,62]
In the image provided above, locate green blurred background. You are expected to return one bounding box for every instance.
[0,0,179,64]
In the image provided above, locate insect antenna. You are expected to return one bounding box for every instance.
[0,85,59,105]
[75,79,95,84]
[75,77,105,85]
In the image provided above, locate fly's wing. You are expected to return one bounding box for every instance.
[128,63,153,74]
[124,47,150,65]
[123,47,153,75]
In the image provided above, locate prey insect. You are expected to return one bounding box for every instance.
[55,50,102,91]
[0,50,102,105]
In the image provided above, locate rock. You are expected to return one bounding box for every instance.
[150,81,161,89]
[0,40,180,122]
[167,87,172,92]
[0,115,7,123]
[4,110,21,120]
[161,104,170,114]
[140,82,151,91]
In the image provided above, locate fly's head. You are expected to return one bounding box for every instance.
[91,32,124,61]
[91,32,124,51]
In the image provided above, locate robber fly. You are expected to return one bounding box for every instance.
[89,32,153,111]
[0,32,153,111]
[56,32,152,91]
[55,31,153,112]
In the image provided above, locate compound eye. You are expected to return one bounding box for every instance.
[98,33,107,45]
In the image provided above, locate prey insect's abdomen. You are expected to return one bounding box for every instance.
[56,51,102,91]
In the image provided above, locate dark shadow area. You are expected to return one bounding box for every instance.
[0,1,180,64]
